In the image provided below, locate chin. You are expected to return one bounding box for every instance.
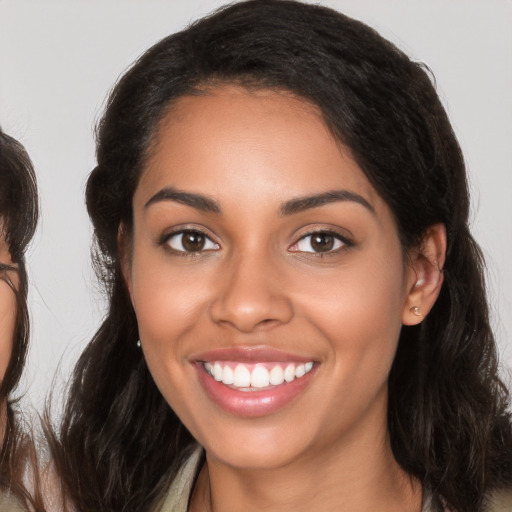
[199,420,316,471]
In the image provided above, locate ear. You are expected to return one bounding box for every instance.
[402,223,446,326]
[118,222,133,301]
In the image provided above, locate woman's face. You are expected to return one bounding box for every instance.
[126,86,420,470]
[0,232,17,382]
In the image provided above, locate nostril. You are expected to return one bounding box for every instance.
[216,316,279,333]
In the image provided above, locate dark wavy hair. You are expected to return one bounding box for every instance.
[0,127,40,507]
[50,1,512,511]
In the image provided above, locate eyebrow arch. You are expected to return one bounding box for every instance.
[145,187,221,214]
[279,190,374,216]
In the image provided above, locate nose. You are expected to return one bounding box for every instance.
[209,253,293,333]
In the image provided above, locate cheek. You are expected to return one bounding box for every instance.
[0,282,16,381]
[295,254,406,382]
[130,260,218,436]
[129,251,214,393]
[132,258,212,344]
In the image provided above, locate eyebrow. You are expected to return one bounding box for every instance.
[145,187,374,216]
[279,190,374,216]
[145,187,221,213]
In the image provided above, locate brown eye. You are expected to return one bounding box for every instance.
[290,230,349,254]
[166,230,219,253]
[310,233,335,252]
[182,232,205,252]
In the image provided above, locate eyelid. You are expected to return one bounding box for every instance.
[288,227,353,254]
[159,226,220,254]
[158,224,217,244]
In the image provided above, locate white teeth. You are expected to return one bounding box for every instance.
[213,362,223,381]
[284,364,296,383]
[203,361,314,388]
[295,364,306,378]
[251,366,270,388]
[222,365,234,385]
[233,364,251,387]
[269,365,284,385]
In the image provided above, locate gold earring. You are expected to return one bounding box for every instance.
[410,306,423,319]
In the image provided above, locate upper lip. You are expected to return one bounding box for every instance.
[189,346,315,363]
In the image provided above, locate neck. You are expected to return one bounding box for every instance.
[190,415,422,512]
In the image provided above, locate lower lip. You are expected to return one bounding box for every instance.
[195,363,316,417]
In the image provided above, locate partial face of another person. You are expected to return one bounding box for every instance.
[0,232,17,382]
[125,86,423,470]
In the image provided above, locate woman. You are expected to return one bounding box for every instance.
[0,127,41,510]
[51,1,512,511]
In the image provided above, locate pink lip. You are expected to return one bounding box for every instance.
[190,346,314,363]
[191,346,318,417]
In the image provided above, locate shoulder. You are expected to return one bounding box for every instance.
[485,487,512,512]
[421,487,512,512]
[157,445,204,512]
[0,490,26,512]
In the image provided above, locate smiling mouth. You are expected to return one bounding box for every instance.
[203,361,315,390]
[194,350,318,416]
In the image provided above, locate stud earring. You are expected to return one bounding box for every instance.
[410,306,423,319]
[136,339,141,348]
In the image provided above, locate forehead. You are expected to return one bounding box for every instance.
[137,86,382,212]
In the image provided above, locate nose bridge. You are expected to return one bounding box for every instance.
[210,246,293,332]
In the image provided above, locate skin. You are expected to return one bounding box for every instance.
[124,86,445,512]
[0,232,17,383]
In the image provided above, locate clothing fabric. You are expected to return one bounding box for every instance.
[158,448,203,512]
[487,488,512,512]
[157,448,512,512]
[0,491,25,512]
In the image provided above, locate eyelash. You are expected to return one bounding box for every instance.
[160,228,352,257]
[288,229,353,256]
[160,229,219,256]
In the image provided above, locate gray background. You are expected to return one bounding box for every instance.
[0,0,510,412]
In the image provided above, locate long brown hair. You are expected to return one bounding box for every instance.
[50,2,512,511]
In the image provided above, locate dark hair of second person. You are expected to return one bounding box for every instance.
[0,127,42,510]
